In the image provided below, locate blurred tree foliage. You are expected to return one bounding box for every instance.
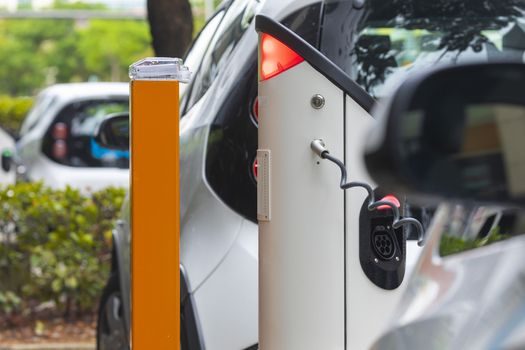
[0,96,33,137]
[52,0,107,10]
[78,20,153,82]
[0,17,152,96]
[0,0,218,97]
[0,183,126,322]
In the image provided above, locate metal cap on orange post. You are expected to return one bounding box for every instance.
[129,57,190,349]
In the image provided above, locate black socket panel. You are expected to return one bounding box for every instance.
[359,189,406,290]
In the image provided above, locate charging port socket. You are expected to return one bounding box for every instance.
[371,226,396,260]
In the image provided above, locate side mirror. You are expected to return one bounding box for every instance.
[365,63,525,206]
[94,112,129,151]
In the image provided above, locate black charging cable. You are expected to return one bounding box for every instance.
[311,139,425,246]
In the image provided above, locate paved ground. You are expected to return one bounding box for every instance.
[0,317,97,349]
[0,343,94,350]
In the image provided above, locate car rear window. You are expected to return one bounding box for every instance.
[204,2,323,223]
[184,0,259,112]
[180,8,226,103]
[42,99,129,169]
[321,0,525,98]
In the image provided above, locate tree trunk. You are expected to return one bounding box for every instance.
[147,0,194,58]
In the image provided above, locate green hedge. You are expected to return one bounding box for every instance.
[439,226,510,257]
[0,182,125,321]
[0,96,33,138]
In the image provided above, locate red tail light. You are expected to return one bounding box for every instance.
[52,140,67,159]
[252,158,258,182]
[52,122,68,140]
[259,33,304,81]
[377,195,401,211]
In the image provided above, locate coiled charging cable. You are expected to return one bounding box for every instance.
[311,139,425,246]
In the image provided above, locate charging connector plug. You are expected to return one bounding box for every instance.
[310,139,425,246]
[311,139,329,158]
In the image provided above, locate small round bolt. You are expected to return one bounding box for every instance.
[311,94,325,109]
[395,256,400,262]
[374,258,379,263]
[353,0,365,9]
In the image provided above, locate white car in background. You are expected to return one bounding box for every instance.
[16,82,129,191]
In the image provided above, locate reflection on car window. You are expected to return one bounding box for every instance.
[185,0,257,110]
[439,205,525,257]
[20,94,57,135]
[180,9,225,103]
[203,2,323,223]
[70,103,126,136]
[42,100,129,169]
[321,0,525,98]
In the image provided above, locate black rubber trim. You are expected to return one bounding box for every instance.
[255,15,375,112]
[243,345,258,350]
[343,92,347,350]
[181,266,202,350]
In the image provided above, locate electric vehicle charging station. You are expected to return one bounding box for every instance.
[129,58,190,349]
[256,16,425,350]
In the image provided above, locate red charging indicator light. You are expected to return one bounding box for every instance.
[377,195,400,210]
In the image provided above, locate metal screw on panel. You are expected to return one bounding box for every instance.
[311,94,325,109]
[374,258,379,263]
[353,0,365,9]
[395,256,400,262]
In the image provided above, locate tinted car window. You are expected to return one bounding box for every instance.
[20,94,57,136]
[42,99,129,168]
[205,3,323,223]
[180,8,226,105]
[321,0,525,98]
[185,0,259,111]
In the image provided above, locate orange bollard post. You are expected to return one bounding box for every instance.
[129,58,190,349]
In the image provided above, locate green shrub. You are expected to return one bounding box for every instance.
[0,96,33,138]
[440,226,510,257]
[0,291,21,315]
[0,182,125,320]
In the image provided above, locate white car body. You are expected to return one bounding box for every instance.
[103,1,336,350]
[17,82,129,191]
[372,204,525,350]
